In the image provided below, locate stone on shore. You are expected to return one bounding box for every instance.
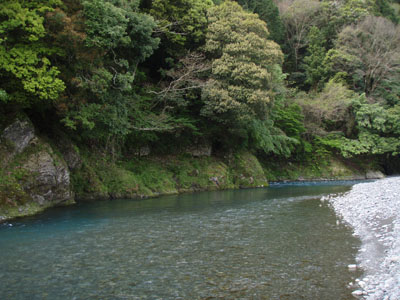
[329,177,400,300]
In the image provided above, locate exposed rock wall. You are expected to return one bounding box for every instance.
[21,143,72,205]
[2,119,35,156]
[0,117,74,222]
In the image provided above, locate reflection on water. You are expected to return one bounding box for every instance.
[0,182,362,299]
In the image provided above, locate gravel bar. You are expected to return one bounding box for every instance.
[327,177,400,300]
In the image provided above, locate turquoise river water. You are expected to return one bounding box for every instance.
[0,181,364,299]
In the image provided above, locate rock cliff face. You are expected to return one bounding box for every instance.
[0,117,74,222]
[21,143,72,205]
[2,119,35,156]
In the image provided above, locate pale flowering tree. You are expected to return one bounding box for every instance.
[202,0,283,125]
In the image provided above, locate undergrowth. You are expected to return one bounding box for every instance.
[71,150,268,200]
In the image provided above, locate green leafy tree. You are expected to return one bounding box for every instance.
[249,118,299,157]
[279,0,376,87]
[302,26,328,90]
[317,0,379,49]
[0,0,65,105]
[236,0,285,44]
[375,0,399,24]
[273,95,306,143]
[83,0,159,76]
[61,0,161,150]
[335,0,374,24]
[257,92,305,157]
[149,0,213,56]
[321,99,400,157]
[202,0,283,124]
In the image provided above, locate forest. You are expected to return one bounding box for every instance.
[1,0,400,208]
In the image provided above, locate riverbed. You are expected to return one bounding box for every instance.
[0,181,363,299]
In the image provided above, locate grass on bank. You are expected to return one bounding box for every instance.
[71,150,269,201]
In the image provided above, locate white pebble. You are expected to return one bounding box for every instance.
[352,290,364,297]
[348,264,357,271]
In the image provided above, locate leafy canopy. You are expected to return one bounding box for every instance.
[328,16,400,100]
[0,0,65,105]
[149,0,213,57]
[62,0,160,146]
[236,0,285,44]
[302,26,328,90]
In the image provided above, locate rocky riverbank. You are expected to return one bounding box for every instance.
[0,115,387,222]
[0,117,74,222]
[328,177,400,300]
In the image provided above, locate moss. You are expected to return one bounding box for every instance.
[124,158,177,195]
[0,136,17,168]
[9,140,46,167]
[0,139,53,208]
[0,134,386,222]
[229,152,269,188]
[0,127,75,221]
[71,150,270,201]
[71,152,174,200]
[0,202,42,221]
[0,144,34,208]
[163,155,234,191]
[261,154,377,182]
[71,154,110,199]
[0,175,30,208]
[0,200,74,223]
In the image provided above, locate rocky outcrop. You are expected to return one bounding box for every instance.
[184,141,212,157]
[0,117,74,221]
[366,170,385,179]
[231,152,268,188]
[56,138,82,170]
[2,119,35,156]
[22,143,73,205]
[136,146,151,157]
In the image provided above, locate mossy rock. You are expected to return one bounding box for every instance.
[230,152,268,188]
[261,154,383,182]
[0,117,74,221]
[72,150,271,201]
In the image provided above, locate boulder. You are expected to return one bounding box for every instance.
[366,170,385,179]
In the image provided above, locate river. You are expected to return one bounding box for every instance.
[0,181,364,299]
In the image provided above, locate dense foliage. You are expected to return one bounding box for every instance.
[0,0,65,106]
[1,0,399,165]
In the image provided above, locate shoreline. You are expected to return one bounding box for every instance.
[328,177,400,299]
[1,173,385,223]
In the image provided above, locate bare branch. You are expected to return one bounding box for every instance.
[147,52,211,99]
